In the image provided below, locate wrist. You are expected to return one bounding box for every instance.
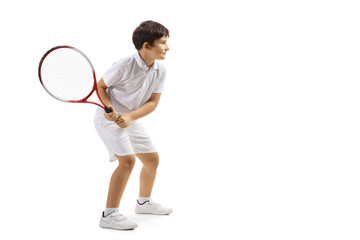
[115,113,120,122]
[129,112,136,121]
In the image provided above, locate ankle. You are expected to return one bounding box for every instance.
[104,207,119,216]
[138,196,151,204]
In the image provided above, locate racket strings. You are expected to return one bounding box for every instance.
[40,48,95,102]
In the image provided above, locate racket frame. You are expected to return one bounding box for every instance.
[38,45,108,110]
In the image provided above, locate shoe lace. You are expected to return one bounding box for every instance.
[110,212,126,221]
[149,200,161,207]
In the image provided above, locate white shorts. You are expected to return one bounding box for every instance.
[94,109,157,162]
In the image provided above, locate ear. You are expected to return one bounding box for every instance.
[142,42,152,50]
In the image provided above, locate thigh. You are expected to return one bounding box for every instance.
[127,121,157,154]
[94,112,135,161]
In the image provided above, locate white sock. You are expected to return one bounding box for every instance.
[138,197,151,204]
[104,208,118,217]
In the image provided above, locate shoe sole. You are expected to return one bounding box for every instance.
[135,209,173,215]
[99,222,137,230]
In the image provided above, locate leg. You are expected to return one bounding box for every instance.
[106,154,136,208]
[136,152,159,197]
[135,152,172,215]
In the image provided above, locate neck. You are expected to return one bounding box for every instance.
[138,50,154,68]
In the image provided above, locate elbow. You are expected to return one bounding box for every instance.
[151,102,158,111]
[149,101,158,112]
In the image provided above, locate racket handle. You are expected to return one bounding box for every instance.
[105,106,112,113]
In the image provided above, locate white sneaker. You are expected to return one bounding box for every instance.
[135,200,173,215]
[99,210,138,230]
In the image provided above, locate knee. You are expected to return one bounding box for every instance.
[117,155,136,170]
[144,154,159,169]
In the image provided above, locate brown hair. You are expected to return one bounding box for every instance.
[132,20,169,50]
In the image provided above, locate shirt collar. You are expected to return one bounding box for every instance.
[134,52,159,72]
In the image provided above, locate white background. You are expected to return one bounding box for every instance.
[0,0,359,239]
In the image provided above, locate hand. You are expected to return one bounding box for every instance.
[103,105,119,122]
[115,113,133,128]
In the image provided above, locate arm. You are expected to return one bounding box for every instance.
[130,93,161,121]
[98,78,119,121]
[115,93,161,128]
[97,78,111,107]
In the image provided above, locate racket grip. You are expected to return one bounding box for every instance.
[104,106,112,113]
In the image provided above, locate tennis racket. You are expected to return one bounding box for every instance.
[38,45,112,113]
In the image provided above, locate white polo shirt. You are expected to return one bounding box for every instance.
[102,52,166,114]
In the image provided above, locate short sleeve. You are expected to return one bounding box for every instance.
[102,60,125,87]
[153,67,166,93]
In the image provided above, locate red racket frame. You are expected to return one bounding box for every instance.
[38,46,110,112]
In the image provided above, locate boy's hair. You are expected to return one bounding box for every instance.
[132,20,169,50]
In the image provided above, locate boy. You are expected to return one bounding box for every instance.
[94,20,172,230]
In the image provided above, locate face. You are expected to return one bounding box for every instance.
[148,36,169,60]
